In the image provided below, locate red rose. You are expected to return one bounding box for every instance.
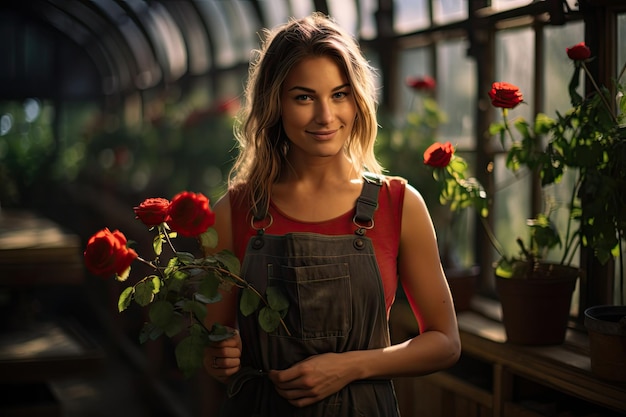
[168,191,216,237]
[84,228,138,278]
[134,197,170,227]
[406,75,436,92]
[566,42,591,61]
[424,141,454,168]
[488,82,523,109]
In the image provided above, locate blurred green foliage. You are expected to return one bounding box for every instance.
[0,97,238,212]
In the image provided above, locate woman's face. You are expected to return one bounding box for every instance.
[280,55,357,160]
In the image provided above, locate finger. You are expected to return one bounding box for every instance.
[273,387,319,408]
[203,356,240,381]
[274,386,310,400]
[207,345,241,360]
[267,368,300,385]
[212,355,241,370]
[209,335,240,348]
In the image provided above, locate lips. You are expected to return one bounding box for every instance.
[307,129,338,140]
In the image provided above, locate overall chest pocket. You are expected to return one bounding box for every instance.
[269,262,352,340]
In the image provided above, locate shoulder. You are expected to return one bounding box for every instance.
[370,174,408,206]
[224,183,252,213]
[381,174,408,193]
[377,175,425,205]
[372,174,430,228]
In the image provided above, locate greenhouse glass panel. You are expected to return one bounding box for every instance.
[258,0,290,28]
[358,0,378,39]
[195,0,237,68]
[494,28,534,147]
[394,0,429,34]
[288,0,314,19]
[433,0,467,25]
[328,0,358,36]
[492,0,532,12]
[438,40,475,149]
[221,1,261,62]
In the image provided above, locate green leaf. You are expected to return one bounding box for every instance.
[448,157,467,175]
[139,322,163,344]
[175,334,207,378]
[258,306,282,333]
[488,122,506,136]
[176,252,195,265]
[134,280,155,306]
[266,286,289,311]
[164,313,186,338]
[528,214,561,251]
[513,117,531,140]
[568,65,583,106]
[153,234,163,256]
[149,300,174,328]
[534,113,555,134]
[208,323,236,342]
[118,287,134,312]
[199,227,219,250]
[188,323,206,337]
[214,250,241,276]
[495,262,513,279]
[150,275,162,294]
[198,273,221,300]
[167,269,189,293]
[164,257,179,276]
[183,300,208,322]
[239,287,260,316]
[195,292,222,304]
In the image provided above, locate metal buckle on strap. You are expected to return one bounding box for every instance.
[251,213,273,232]
[352,214,374,235]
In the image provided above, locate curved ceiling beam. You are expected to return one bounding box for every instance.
[11,0,128,97]
[161,0,211,76]
[90,0,162,90]
[46,0,142,94]
[119,0,187,85]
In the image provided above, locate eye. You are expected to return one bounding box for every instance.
[295,94,312,101]
[333,91,349,99]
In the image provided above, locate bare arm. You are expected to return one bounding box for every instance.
[203,193,242,383]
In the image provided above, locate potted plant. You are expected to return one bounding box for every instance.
[584,305,626,382]
[424,42,626,346]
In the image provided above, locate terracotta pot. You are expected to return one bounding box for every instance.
[584,305,626,382]
[495,263,579,345]
[446,266,479,312]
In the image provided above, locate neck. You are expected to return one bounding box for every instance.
[281,153,361,185]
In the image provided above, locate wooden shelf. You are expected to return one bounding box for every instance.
[390,298,626,417]
[457,309,626,414]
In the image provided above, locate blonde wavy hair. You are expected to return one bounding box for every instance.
[229,12,381,216]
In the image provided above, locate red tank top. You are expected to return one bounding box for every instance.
[229,176,406,315]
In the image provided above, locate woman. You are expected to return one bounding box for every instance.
[204,12,460,416]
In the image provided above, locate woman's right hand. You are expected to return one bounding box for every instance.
[204,329,242,384]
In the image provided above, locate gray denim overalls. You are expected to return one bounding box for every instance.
[220,176,401,417]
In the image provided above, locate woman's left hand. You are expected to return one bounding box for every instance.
[267,352,351,407]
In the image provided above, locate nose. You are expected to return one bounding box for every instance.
[314,99,334,125]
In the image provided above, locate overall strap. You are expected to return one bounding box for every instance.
[354,173,383,224]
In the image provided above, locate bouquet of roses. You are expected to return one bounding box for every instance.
[83,191,289,377]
